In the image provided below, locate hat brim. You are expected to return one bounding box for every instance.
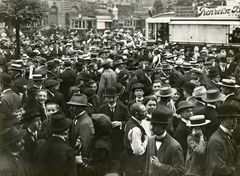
[216,114,240,118]
[192,93,204,98]
[67,102,90,106]
[146,118,170,124]
[187,119,211,127]
[21,114,41,123]
[0,129,26,147]
[132,87,145,93]
[157,88,177,97]
[201,94,226,103]
[104,94,119,97]
[176,105,195,114]
[46,119,72,131]
[218,82,240,88]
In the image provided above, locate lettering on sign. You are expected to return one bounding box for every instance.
[197,6,240,18]
[175,6,197,17]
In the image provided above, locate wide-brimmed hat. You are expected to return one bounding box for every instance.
[0,72,12,86]
[182,82,196,93]
[192,86,207,98]
[126,63,137,70]
[21,108,41,123]
[208,68,220,77]
[114,59,124,66]
[147,109,171,124]
[176,101,195,114]
[47,111,72,131]
[67,93,90,106]
[218,79,240,88]
[104,87,119,97]
[187,115,211,127]
[0,126,26,147]
[32,74,44,81]
[201,89,226,102]
[155,86,177,97]
[9,63,23,71]
[78,72,91,82]
[216,104,240,118]
[132,83,144,92]
[190,68,202,75]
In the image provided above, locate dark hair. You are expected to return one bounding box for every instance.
[142,96,157,106]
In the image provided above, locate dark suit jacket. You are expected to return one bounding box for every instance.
[0,149,30,176]
[226,61,237,78]
[193,101,205,115]
[146,133,184,176]
[206,127,239,176]
[69,111,94,156]
[23,130,38,163]
[99,102,131,160]
[126,75,139,101]
[35,136,77,176]
[1,89,21,112]
[177,72,191,88]
[139,74,152,96]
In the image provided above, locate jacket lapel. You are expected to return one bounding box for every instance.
[156,133,171,160]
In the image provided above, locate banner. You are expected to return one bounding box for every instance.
[197,6,240,18]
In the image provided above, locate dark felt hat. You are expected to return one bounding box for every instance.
[147,109,171,124]
[182,82,196,93]
[208,68,220,77]
[132,83,144,92]
[176,101,194,114]
[143,65,153,72]
[21,108,41,123]
[78,72,91,82]
[67,93,90,106]
[83,88,96,100]
[0,126,26,147]
[104,87,119,97]
[47,60,56,70]
[126,63,137,70]
[0,72,12,86]
[47,111,72,131]
[216,104,240,118]
[44,79,60,88]
[201,89,226,102]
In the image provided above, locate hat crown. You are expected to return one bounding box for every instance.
[68,93,89,106]
[217,104,238,117]
[48,111,72,131]
[151,109,170,124]
[0,126,26,146]
[193,86,206,97]
[158,86,176,97]
[205,89,221,100]
[0,72,12,85]
[132,83,144,90]
[178,101,193,109]
[104,87,118,96]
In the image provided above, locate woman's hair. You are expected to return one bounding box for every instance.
[142,96,157,106]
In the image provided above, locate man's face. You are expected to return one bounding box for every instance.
[212,75,221,83]
[29,117,42,131]
[69,105,84,116]
[136,105,147,120]
[222,117,238,131]
[146,100,156,114]
[134,89,144,98]
[152,82,161,93]
[191,72,199,80]
[105,96,118,105]
[181,108,193,120]
[46,104,58,116]
[90,83,98,91]
[151,123,165,136]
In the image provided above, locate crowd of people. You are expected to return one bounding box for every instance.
[0,27,240,176]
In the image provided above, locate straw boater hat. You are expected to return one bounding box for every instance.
[201,89,226,103]
[218,79,240,88]
[155,86,177,97]
[187,115,211,127]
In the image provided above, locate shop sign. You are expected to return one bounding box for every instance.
[197,6,240,18]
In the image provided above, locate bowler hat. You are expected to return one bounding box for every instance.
[155,86,177,97]
[216,104,240,118]
[0,72,12,86]
[201,89,226,102]
[132,83,144,93]
[83,88,96,100]
[192,86,206,98]
[67,93,90,106]
[126,63,137,70]
[0,126,26,147]
[208,68,219,77]
[187,115,210,127]
[47,111,72,131]
[218,79,240,88]
[182,82,196,93]
[104,87,119,97]
[21,108,41,123]
[176,101,194,114]
[147,109,170,124]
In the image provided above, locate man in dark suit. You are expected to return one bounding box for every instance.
[206,104,239,176]
[206,67,221,90]
[126,63,139,101]
[35,111,77,176]
[192,86,206,114]
[139,65,153,96]
[99,87,131,161]
[59,59,77,102]
[0,72,21,112]
[145,109,184,176]
[0,126,30,176]
[67,93,94,156]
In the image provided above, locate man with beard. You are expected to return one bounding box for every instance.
[0,126,30,176]
[206,104,239,176]
[44,79,67,116]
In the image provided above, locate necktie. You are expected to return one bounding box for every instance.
[110,107,115,113]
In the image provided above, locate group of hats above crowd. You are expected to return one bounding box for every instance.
[1,28,240,176]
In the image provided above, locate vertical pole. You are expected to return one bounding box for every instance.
[15,18,20,59]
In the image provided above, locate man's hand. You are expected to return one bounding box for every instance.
[150,156,161,168]
[112,121,121,128]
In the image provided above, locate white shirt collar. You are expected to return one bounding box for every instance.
[132,116,141,124]
[28,128,38,136]
[108,102,116,108]
[207,103,216,109]
[181,118,189,124]
[220,124,233,135]
[2,88,11,94]
[155,130,167,139]
[52,134,65,141]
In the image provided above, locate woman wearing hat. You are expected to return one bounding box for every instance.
[185,115,210,176]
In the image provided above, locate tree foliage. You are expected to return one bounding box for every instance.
[0,0,44,26]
